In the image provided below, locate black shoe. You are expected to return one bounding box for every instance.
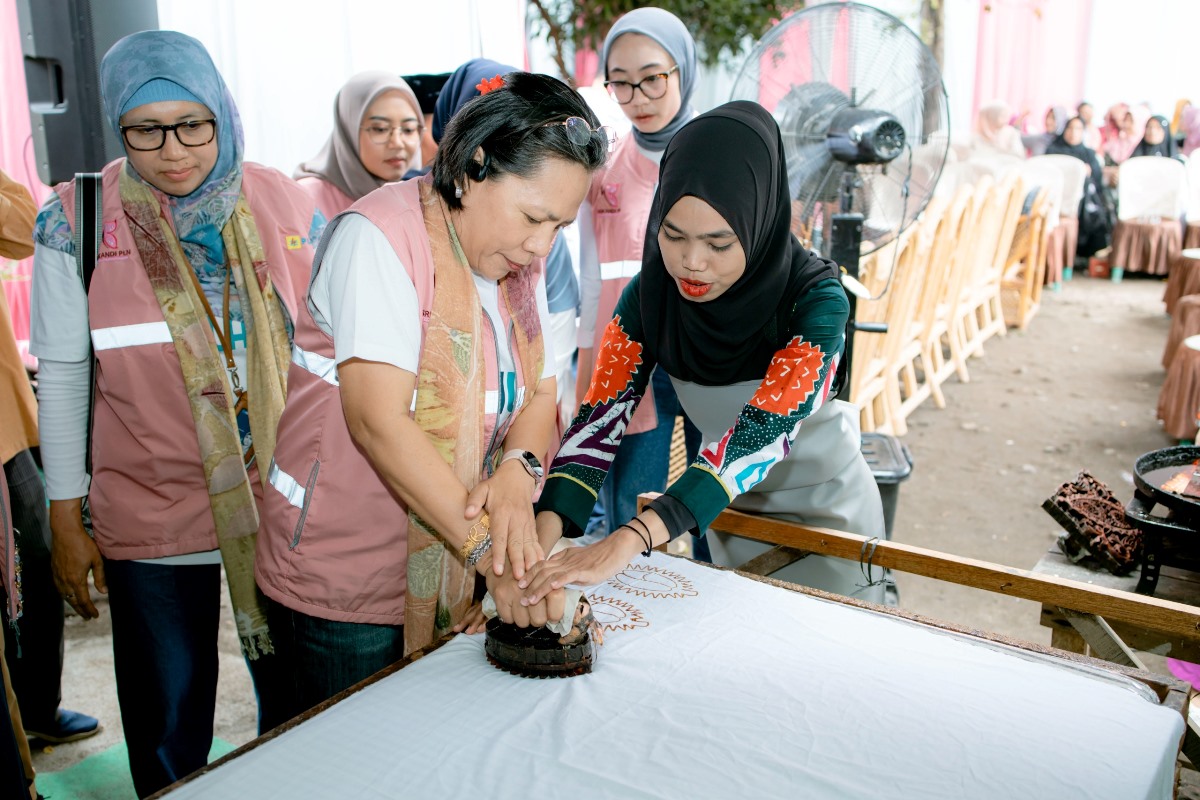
[25,708,100,744]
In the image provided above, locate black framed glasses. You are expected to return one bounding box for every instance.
[604,65,679,105]
[544,116,617,153]
[119,119,217,151]
[360,122,424,146]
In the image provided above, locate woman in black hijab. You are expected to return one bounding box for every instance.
[522,101,887,603]
[1131,114,1181,160]
[1047,116,1112,258]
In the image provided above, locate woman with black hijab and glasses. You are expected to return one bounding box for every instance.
[521,101,887,606]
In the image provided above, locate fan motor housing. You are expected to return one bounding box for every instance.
[827,108,906,165]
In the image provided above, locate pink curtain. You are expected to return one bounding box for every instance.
[1,0,50,368]
[972,0,1093,133]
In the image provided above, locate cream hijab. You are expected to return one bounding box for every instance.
[295,71,422,200]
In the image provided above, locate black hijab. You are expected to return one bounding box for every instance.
[1131,114,1179,159]
[1046,117,1104,186]
[640,101,839,386]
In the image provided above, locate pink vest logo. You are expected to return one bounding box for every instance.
[98,220,131,260]
[602,183,621,211]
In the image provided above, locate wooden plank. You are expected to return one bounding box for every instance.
[1058,609,1146,670]
[1049,623,1087,654]
[636,493,1200,644]
[1041,602,1200,662]
[737,546,810,576]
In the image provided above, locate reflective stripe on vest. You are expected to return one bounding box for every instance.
[268,460,306,509]
[90,321,172,351]
[291,345,339,385]
[599,260,640,281]
[485,384,526,415]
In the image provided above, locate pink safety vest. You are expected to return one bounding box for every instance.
[297,176,355,221]
[256,179,541,626]
[56,160,319,559]
[587,134,663,434]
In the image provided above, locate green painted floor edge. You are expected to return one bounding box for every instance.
[36,739,235,800]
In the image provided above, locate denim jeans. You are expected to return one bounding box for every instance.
[597,368,703,544]
[105,558,288,798]
[2,449,63,731]
[265,599,405,721]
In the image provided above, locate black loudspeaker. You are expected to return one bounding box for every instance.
[16,0,158,185]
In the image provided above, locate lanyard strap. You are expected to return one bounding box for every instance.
[185,265,246,408]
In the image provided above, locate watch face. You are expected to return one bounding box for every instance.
[524,451,544,477]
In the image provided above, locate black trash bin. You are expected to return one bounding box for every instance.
[860,432,913,541]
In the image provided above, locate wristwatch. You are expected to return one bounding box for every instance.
[501,449,544,487]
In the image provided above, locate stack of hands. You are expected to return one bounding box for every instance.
[450,466,658,634]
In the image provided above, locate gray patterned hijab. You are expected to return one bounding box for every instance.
[100,30,244,274]
[601,7,697,152]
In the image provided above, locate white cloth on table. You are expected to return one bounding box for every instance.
[162,553,1183,800]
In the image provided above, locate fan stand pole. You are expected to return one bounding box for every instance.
[832,172,888,402]
[831,210,863,401]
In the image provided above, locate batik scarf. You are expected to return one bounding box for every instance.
[404,179,544,654]
[120,167,290,659]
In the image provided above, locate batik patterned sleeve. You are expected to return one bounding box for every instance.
[537,275,655,535]
[665,278,850,533]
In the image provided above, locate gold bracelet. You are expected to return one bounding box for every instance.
[460,511,491,561]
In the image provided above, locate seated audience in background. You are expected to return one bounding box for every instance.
[1170,98,1191,149]
[1077,101,1102,152]
[295,72,423,218]
[1130,114,1180,160]
[1182,105,1200,159]
[1046,117,1111,259]
[1022,105,1069,157]
[971,100,1025,159]
[1104,105,1147,166]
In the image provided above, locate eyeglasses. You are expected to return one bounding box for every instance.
[360,123,424,146]
[604,65,679,105]
[119,119,217,152]
[545,116,617,153]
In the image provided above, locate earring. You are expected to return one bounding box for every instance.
[455,183,463,199]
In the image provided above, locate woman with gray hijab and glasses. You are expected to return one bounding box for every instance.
[295,72,424,218]
[574,6,704,552]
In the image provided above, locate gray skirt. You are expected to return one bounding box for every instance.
[672,378,887,603]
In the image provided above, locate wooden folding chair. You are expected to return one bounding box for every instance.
[1001,186,1052,330]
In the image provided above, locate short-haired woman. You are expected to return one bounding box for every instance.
[256,72,610,718]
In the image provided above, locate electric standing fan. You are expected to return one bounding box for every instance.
[729,1,950,394]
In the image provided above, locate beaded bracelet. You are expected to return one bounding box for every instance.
[465,535,493,568]
[460,511,491,561]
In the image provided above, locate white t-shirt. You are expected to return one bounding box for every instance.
[309,213,555,434]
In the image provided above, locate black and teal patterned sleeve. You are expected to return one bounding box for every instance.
[537,275,655,536]
[665,278,850,534]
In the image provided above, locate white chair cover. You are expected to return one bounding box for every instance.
[1118,156,1187,220]
[1031,154,1088,217]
